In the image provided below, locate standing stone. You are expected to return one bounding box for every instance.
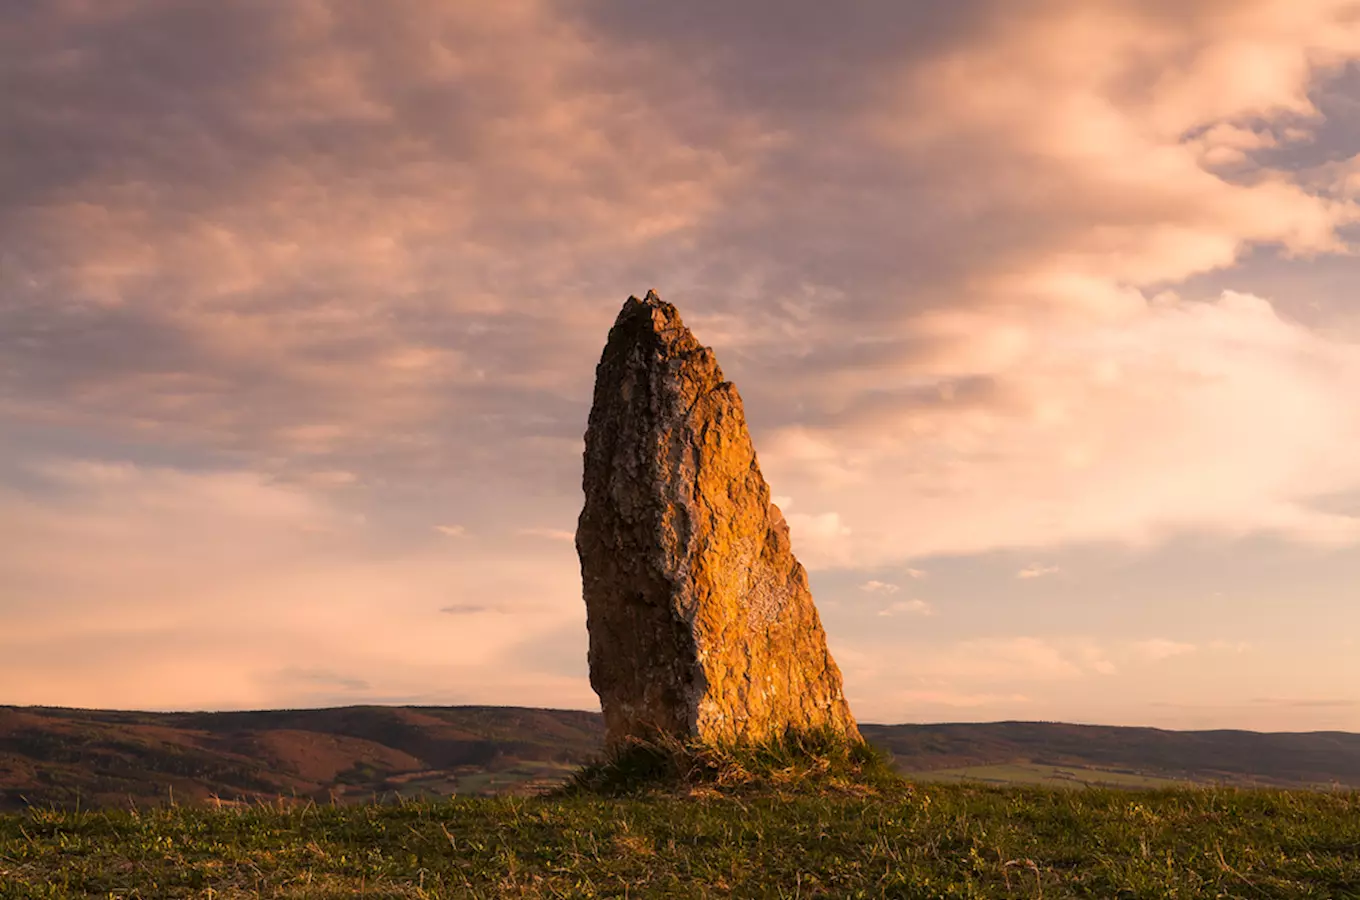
[576,291,860,748]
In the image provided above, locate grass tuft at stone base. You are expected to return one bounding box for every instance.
[560,728,904,798]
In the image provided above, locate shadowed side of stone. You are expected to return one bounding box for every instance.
[576,291,859,748]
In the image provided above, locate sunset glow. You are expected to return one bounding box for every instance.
[5,0,1360,729]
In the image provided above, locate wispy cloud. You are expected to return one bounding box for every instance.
[877,599,934,617]
[859,580,899,594]
[433,525,467,538]
[1016,565,1061,580]
[439,603,501,616]
[786,511,852,566]
[1130,639,1198,662]
[949,637,1088,681]
[267,667,371,693]
[304,471,360,488]
[1250,697,1358,708]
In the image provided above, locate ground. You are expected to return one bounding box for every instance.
[2,782,1358,898]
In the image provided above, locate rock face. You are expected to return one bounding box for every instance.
[576,291,860,748]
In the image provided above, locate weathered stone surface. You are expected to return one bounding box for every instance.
[576,291,860,748]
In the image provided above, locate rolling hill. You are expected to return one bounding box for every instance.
[3,705,1359,810]
[862,721,1360,790]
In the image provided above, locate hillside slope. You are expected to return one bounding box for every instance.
[863,721,1360,789]
[0,705,604,810]
[4,706,1360,809]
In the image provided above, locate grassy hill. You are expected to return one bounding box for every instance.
[863,721,1360,790]
[0,706,604,811]
[5,705,1360,811]
[3,783,1358,897]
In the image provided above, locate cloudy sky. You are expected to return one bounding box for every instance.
[6,0,1360,730]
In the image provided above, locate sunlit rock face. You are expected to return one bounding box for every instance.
[576,291,860,748]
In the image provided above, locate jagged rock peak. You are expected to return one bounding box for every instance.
[576,290,860,748]
[608,289,705,358]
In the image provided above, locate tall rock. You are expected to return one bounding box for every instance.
[576,291,860,748]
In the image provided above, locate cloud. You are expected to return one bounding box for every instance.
[1249,697,1358,708]
[433,524,467,537]
[6,0,1360,572]
[267,667,372,694]
[941,637,1091,682]
[852,634,1205,697]
[4,0,1360,718]
[1058,641,1117,676]
[859,580,898,594]
[723,1,1360,566]
[303,470,360,488]
[0,0,759,488]
[763,290,1360,566]
[1130,639,1198,662]
[1016,564,1061,580]
[877,599,933,617]
[0,460,586,710]
[785,511,853,566]
[835,631,1297,725]
[439,603,500,616]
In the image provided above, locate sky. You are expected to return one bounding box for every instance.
[5,0,1360,731]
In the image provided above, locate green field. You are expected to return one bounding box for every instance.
[903,763,1202,790]
[3,782,1359,898]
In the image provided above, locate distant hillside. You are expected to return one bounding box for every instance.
[862,721,1360,790]
[4,706,1360,810]
[0,705,604,811]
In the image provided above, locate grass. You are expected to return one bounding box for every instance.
[2,782,1359,897]
[904,763,1201,791]
[561,729,900,798]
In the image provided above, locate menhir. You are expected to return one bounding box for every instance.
[576,291,860,747]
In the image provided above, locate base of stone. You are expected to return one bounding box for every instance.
[557,728,903,798]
